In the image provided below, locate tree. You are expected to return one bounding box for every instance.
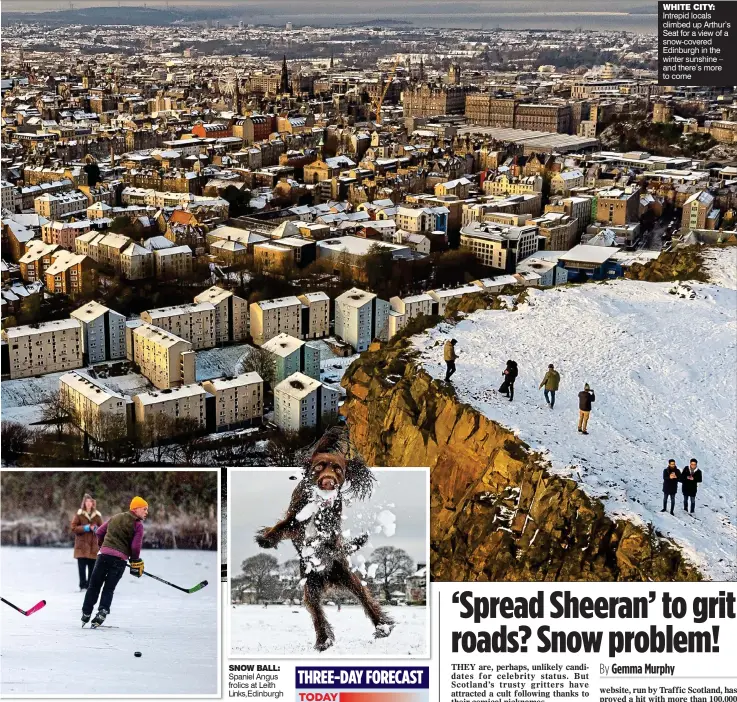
[40,391,73,439]
[18,295,41,325]
[364,243,394,294]
[368,546,414,602]
[221,185,253,218]
[1,422,33,465]
[239,346,276,388]
[240,553,280,603]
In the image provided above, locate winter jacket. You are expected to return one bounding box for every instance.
[444,341,457,362]
[578,390,595,411]
[662,466,681,495]
[71,508,104,560]
[504,361,518,383]
[97,511,144,562]
[680,467,702,496]
[539,369,560,391]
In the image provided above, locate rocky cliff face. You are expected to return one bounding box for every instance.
[341,341,700,582]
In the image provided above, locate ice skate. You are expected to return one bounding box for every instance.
[90,608,108,629]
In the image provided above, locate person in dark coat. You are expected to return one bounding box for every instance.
[499,360,518,401]
[661,459,681,514]
[680,458,702,513]
[71,493,103,590]
[577,383,595,434]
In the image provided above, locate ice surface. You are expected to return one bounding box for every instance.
[230,604,427,657]
[1,547,218,695]
[414,259,737,581]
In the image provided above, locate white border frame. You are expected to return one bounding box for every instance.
[226,466,431,660]
[0,466,222,699]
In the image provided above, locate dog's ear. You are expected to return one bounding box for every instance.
[311,426,349,457]
[344,457,375,501]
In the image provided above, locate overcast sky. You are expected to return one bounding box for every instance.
[229,468,428,573]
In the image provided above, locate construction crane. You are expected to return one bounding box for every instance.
[371,55,401,127]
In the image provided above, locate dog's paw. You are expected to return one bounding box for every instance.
[373,622,395,639]
[255,530,277,549]
[315,637,335,652]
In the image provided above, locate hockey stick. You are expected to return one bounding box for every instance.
[142,571,208,594]
[1,597,47,616]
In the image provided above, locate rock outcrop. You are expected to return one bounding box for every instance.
[341,341,701,582]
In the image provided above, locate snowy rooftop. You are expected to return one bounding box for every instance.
[70,300,111,323]
[262,333,304,357]
[336,287,376,308]
[275,372,322,400]
[559,244,620,265]
[132,322,190,348]
[204,372,262,391]
[3,318,80,338]
[145,302,215,318]
[255,296,301,311]
[60,371,127,405]
[135,383,207,406]
[194,286,234,305]
[413,250,737,580]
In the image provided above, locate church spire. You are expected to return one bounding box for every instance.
[280,54,290,94]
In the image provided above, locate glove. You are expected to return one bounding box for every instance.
[129,559,144,578]
[83,524,91,532]
[91,525,98,533]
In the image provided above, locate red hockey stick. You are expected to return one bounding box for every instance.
[1,597,47,616]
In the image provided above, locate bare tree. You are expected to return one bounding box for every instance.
[239,346,276,388]
[368,546,415,602]
[40,391,73,439]
[1,422,33,465]
[240,553,280,603]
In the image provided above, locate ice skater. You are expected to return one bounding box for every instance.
[538,364,560,409]
[71,493,103,591]
[681,458,702,514]
[661,459,681,514]
[256,427,394,651]
[81,496,148,628]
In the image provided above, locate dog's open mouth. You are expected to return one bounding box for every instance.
[318,475,338,491]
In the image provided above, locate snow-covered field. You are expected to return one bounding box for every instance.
[1,547,218,695]
[414,254,737,581]
[0,371,65,424]
[196,342,253,381]
[230,604,427,657]
[703,246,737,291]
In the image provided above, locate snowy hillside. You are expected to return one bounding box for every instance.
[1,547,218,695]
[230,603,427,657]
[413,251,737,581]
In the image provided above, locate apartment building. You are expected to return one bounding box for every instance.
[334,287,390,352]
[515,104,572,134]
[133,384,207,431]
[34,191,88,219]
[460,221,539,273]
[153,245,193,278]
[249,296,302,346]
[1,180,15,212]
[296,292,330,340]
[202,372,264,431]
[120,242,155,279]
[141,302,216,350]
[59,370,130,440]
[262,333,321,384]
[70,300,126,364]
[193,286,249,344]
[2,318,82,379]
[526,213,578,251]
[462,194,543,227]
[395,205,449,234]
[545,195,593,236]
[128,322,196,389]
[44,251,97,297]
[41,219,91,249]
[388,293,435,338]
[254,241,294,272]
[483,174,543,197]
[682,191,720,230]
[274,372,341,433]
[593,188,640,226]
[18,240,60,283]
[551,170,585,194]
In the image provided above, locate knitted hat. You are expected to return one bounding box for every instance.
[130,496,148,510]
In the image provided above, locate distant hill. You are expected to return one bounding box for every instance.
[3,5,232,26]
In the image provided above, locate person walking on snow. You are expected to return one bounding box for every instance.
[81,496,148,627]
[499,360,518,401]
[539,364,560,409]
[444,339,458,382]
[577,383,595,434]
[680,458,702,514]
[71,493,103,591]
[661,459,681,514]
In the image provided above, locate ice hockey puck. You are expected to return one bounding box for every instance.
[134,652,142,657]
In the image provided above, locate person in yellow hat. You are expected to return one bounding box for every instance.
[81,496,149,627]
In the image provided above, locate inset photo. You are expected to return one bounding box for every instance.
[228,433,429,658]
[0,469,220,697]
